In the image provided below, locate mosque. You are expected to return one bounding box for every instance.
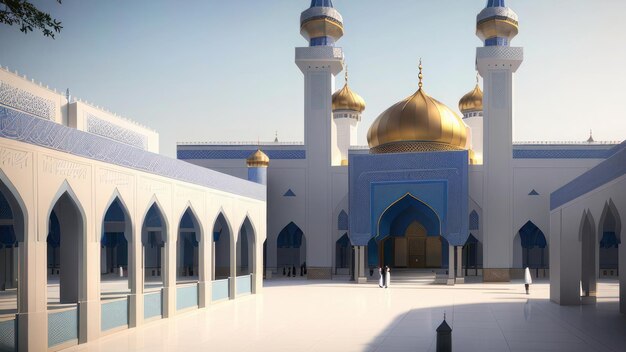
[0,0,624,350]
[179,0,625,297]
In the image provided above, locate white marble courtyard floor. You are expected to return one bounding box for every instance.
[61,275,626,352]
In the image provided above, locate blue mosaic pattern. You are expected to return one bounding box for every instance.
[0,81,55,120]
[551,142,626,210]
[48,308,78,347]
[85,113,148,150]
[512,149,611,159]
[143,291,162,319]
[176,285,198,310]
[212,279,229,301]
[349,151,468,246]
[0,106,265,201]
[236,275,251,295]
[177,149,306,160]
[0,318,15,351]
[101,298,128,331]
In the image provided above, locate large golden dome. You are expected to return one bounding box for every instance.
[332,70,365,113]
[459,83,483,114]
[367,63,467,154]
[246,149,269,167]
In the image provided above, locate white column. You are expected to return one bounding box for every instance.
[128,223,144,327]
[229,234,237,300]
[17,233,47,351]
[477,46,522,282]
[456,246,464,284]
[162,228,177,318]
[78,224,100,343]
[357,246,367,284]
[198,223,211,308]
[447,244,455,286]
[296,46,343,279]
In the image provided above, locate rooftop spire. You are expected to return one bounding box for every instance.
[418,59,423,89]
[345,65,349,85]
[486,0,505,7]
[310,0,334,8]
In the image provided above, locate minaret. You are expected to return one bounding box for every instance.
[475,0,523,281]
[295,0,344,278]
[246,149,269,185]
[459,74,484,164]
[332,67,365,165]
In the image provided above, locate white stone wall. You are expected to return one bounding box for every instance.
[549,174,625,311]
[0,136,266,350]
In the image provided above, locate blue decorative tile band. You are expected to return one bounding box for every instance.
[177,149,306,160]
[513,149,611,159]
[101,298,128,331]
[0,106,265,201]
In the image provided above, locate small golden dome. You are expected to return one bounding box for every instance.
[246,149,269,167]
[367,62,467,154]
[459,84,483,114]
[332,69,365,113]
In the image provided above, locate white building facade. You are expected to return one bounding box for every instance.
[0,66,267,351]
[179,0,623,288]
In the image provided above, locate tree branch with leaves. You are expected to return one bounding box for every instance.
[0,0,62,38]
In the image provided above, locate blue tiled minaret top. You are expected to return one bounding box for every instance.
[310,0,334,7]
[477,0,519,46]
[300,0,343,47]
[486,0,505,7]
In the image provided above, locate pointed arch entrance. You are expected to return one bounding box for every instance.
[177,208,200,283]
[376,194,443,268]
[276,222,306,275]
[599,200,621,277]
[101,196,131,299]
[514,221,548,269]
[47,187,86,306]
[0,174,25,322]
[142,203,167,291]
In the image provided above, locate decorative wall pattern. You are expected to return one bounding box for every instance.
[212,279,229,301]
[143,292,162,319]
[236,275,251,295]
[178,149,306,160]
[0,81,55,120]
[101,298,128,331]
[0,318,15,351]
[86,113,148,150]
[513,149,612,159]
[0,106,265,201]
[48,308,78,347]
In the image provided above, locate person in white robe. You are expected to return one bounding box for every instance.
[384,266,391,288]
[378,267,383,288]
[524,267,532,294]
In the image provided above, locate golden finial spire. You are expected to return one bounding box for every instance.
[418,58,423,89]
[476,72,480,85]
[345,65,349,85]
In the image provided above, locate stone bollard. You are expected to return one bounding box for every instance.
[436,314,452,352]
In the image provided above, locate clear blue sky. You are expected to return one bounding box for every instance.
[1,1,625,156]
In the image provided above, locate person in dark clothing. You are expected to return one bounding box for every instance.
[292,265,296,278]
[283,266,286,276]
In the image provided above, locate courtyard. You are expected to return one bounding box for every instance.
[56,273,625,352]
